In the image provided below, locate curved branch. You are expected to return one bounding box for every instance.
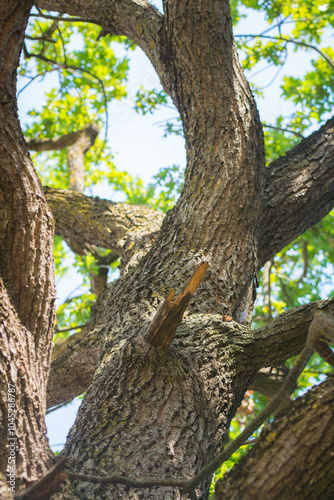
[47,326,102,409]
[34,1,166,89]
[263,123,304,139]
[258,116,334,268]
[250,296,334,368]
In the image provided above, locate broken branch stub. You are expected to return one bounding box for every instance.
[145,262,209,349]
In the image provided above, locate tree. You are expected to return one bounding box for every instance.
[0,1,333,499]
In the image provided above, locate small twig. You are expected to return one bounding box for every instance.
[25,34,56,43]
[46,402,71,414]
[263,123,304,139]
[235,34,334,70]
[55,324,87,333]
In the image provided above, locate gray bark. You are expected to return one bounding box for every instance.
[0,1,333,499]
[215,374,334,500]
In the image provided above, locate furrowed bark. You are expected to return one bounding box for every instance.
[215,374,334,500]
[259,116,334,268]
[250,296,334,368]
[0,0,55,490]
[0,281,53,487]
[44,188,164,271]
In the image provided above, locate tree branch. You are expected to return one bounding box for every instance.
[47,325,102,409]
[250,296,334,368]
[64,311,329,498]
[215,373,334,500]
[26,122,99,153]
[34,1,167,90]
[44,187,164,269]
[258,116,334,268]
[13,459,67,500]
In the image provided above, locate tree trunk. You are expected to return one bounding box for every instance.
[1,1,334,499]
[0,0,56,490]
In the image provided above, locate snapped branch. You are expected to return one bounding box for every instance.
[145,262,209,348]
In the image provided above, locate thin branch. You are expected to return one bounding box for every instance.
[55,324,87,333]
[297,239,309,284]
[256,47,288,91]
[25,34,56,43]
[17,69,57,96]
[263,123,304,138]
[30,12,96,24]
[13,459,67,500]
[235,34,334,70]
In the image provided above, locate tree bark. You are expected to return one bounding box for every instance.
[0,1,333,499]
[215,374,334,500]
[0,0,55,490]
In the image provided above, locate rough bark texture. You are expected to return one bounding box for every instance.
[215,374,334,500]
[0,0,55,490]
[0,1,333,499]
[259,116,334,267]
[46,295,334,413]
[44,188,164,272]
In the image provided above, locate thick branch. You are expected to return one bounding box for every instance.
[47,326,102,409]
[25,123,98,153]
[259,116,334,267]
[250,296,334,368]
[44,187,164,267]
[27,123,99,192]
[13,459,67,500]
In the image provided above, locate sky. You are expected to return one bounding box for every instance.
[17,1,332,452]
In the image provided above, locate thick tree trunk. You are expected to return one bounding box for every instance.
[48,2,265,499]
[0,0,55,490]
[1,1,334,499]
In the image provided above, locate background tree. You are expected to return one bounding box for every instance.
[0,1,333,499]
